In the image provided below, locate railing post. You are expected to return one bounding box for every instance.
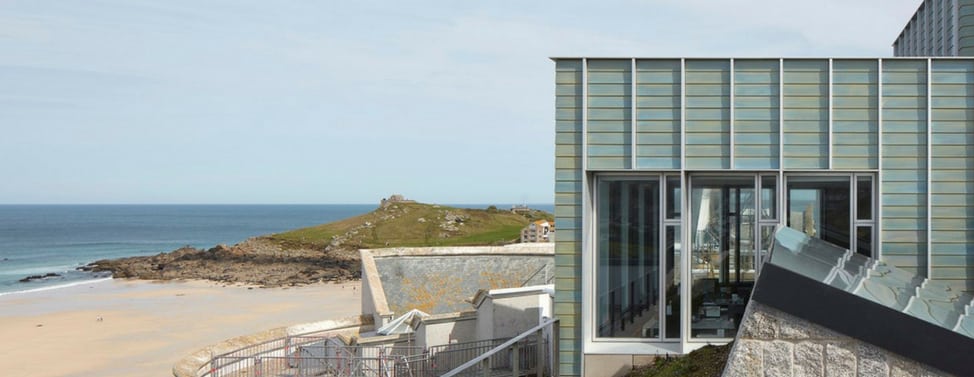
[210,349,218,377]
[552,320,560,377]
[481,358,490,377]
[511,343,521,377]
[285,335,291,367]
[536,329,545,377]
[254,357,262,377]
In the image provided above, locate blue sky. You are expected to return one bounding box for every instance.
[0,0,921,204]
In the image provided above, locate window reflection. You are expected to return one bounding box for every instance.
[761,176,776,220]
[597,178,660,338]
[689,176,754,339]
[857,176,873,221]
[664,225,681,339]
[787,177,851,249]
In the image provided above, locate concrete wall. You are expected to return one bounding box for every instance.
[414,312,477,350]
[359,249,393,326]
[723,301,951,377]
[474,286,553,341]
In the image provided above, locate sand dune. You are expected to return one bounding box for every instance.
[0,279,361,377]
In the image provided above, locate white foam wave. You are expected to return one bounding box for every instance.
[0,277,114,297]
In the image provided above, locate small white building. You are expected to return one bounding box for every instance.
[521,220,554,243]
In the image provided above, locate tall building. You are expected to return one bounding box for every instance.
[551,57,974,376]
[893,0,974,56]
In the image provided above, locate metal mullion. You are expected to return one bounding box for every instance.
[926,58,933,279]
[779,59,786,231]
[658,173,675,341]
[579,58,591,371]
[779,59,784,171]
[754,175,762,275]
[680,173,689,349]
[953,0,960,56]
[730,58,735,169]
[679,57,688,350]
[828,58,834,170]
[877,58,884,260]
[850,174,856,255]
[658,178,666,341]
[681,59,687,170]
[583,58,589,174]
[631,58,637,170]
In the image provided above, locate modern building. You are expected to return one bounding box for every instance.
[522,220,555,243]
[893,0,974,56]
[551,57,974,376]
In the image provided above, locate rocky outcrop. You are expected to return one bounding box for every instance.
[81,238,360,287]
[18,272,61,283]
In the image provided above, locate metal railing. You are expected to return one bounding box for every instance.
[206,340,424,377]
[441,318,559,377]
[199,319,559,377]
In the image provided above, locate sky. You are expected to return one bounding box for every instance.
[0,0,922,204]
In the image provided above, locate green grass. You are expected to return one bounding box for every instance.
[265,202,551,250]
[628,343,731,377]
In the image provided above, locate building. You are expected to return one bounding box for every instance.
[552,57,974,376]
[522,220,555,243]
[893,0,974,56]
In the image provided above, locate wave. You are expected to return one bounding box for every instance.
[25,240,201,249]
[0,266,85,276]
[0,277,114,297]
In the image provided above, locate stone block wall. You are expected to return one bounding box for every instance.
[361,244,554,316]
[723,301,952,377]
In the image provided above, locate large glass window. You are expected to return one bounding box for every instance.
[596,178,660,338]
[786,175,875,257]
[664,225,681,339]
[689,176,755,339]
[787,177,851,249]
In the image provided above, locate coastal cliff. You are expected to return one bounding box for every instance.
[80,201,551,287]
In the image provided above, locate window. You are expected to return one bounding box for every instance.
[596,177,660,338]
[595,175,682,339]
[688,176,756,339]
[786,175,875,257]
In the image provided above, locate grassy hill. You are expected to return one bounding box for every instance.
[264,202,552,251]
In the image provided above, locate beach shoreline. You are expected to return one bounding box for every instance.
[0,278,362,377]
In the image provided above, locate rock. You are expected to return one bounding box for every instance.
[81,237,360,287]
[19,272,62,283]
[207,244,232,254]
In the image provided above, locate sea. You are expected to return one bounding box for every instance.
[0,204,554,296]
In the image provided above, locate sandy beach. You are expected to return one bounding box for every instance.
[0,279,362,377]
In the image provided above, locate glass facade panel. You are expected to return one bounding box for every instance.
[596,178,660,338]
[857,226,873,257]
[759,225,776,268]
[787,177,851,249]
[666,176,681,219]
[689,176,754,339]
[664,225,681,339]
[761,176,776,220]
[857,176,873,221]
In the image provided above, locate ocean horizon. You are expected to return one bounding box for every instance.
[0,203,554,295]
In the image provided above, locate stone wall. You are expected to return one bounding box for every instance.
[723,301,951,377]
[361,244,554,316]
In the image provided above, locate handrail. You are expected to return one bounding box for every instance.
[441,317,559,377]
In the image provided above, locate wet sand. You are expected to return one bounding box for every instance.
[0,279,361,377]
